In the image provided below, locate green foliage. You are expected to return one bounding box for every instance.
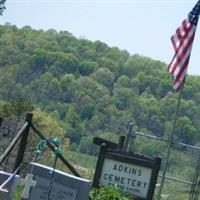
[137,140,165,159]
[14,184,24,200]
[64,104,83,143]
[79,135,99,155]
[92,67,115,88]
[89,187,132,200]
[176,116,198,145]
[0,99,34,118]
[0,0,6,15]
[1,24,200,158]
[79,60,98,75]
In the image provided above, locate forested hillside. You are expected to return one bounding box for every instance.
[1,23,200,155]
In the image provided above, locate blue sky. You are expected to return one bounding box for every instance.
[1,0,200,75]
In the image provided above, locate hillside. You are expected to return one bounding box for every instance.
[1,23,200,155]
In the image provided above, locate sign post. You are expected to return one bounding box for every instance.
[93,145,161,200]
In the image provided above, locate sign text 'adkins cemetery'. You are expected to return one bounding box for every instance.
[100,159,152,198]
[93,145,161,200]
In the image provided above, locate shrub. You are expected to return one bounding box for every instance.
[89,186,133,200]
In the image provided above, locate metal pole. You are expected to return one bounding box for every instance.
[189,156,199,200]
[123,122,133,152]
[194,179,200,200]
[135,132,200,151]
[157,88,183,200]
[129,126,137,153]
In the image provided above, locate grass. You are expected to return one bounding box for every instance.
[14,185,23,200]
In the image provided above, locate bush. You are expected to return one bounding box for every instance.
[89,186,133,200]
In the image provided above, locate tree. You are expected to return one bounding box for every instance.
[1,24,200,157]
[0,0,6,15]
[79,60,98,75]
[32,48,48,72]
[99,57,119,75]
[79,95,95,120]
[92,67,114,88]
[176,116,198,145]
[138,140,165,159]
[64,104,83,144]
[79,135,98,155]
[60,73,77,103]
[134,94,165,135]
[47,78,61,100]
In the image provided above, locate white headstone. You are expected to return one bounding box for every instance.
[27,162,91,200]
[21,174,37,199]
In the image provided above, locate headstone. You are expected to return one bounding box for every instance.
[0,171,20,200]
[21,174,37,199]
[27,162,91,200]
[0,188,9,200]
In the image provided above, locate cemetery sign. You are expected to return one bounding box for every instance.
[93,145,161,200]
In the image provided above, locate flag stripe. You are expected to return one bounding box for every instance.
[171,35,178,51]
[168,27,195,74]
[173,62,188,90]
[173,47,192,77]
[168,0,200,91]
[174,56,190,84]
[169,30,195,75]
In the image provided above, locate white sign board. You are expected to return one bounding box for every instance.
[99,158,152,198]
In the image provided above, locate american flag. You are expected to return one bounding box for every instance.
[168,0,200,91]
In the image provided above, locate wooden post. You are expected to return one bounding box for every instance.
[30,123,81,177]
[92,143,107,187]
[118,135,126,150]
[93,137,118,149]
[13,113,33,173]
[0,122,28,165]
[0,118,2,127]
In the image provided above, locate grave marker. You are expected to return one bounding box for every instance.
[21,174,37,199]
[0,188,8,200]
[0,171,20,200]
[27,162,91,200]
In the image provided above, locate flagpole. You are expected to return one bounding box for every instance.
[157,86,184,200]
[158,0,200,198]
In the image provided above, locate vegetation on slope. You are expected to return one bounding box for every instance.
[1,23,199,199]
[1,23,200,158]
